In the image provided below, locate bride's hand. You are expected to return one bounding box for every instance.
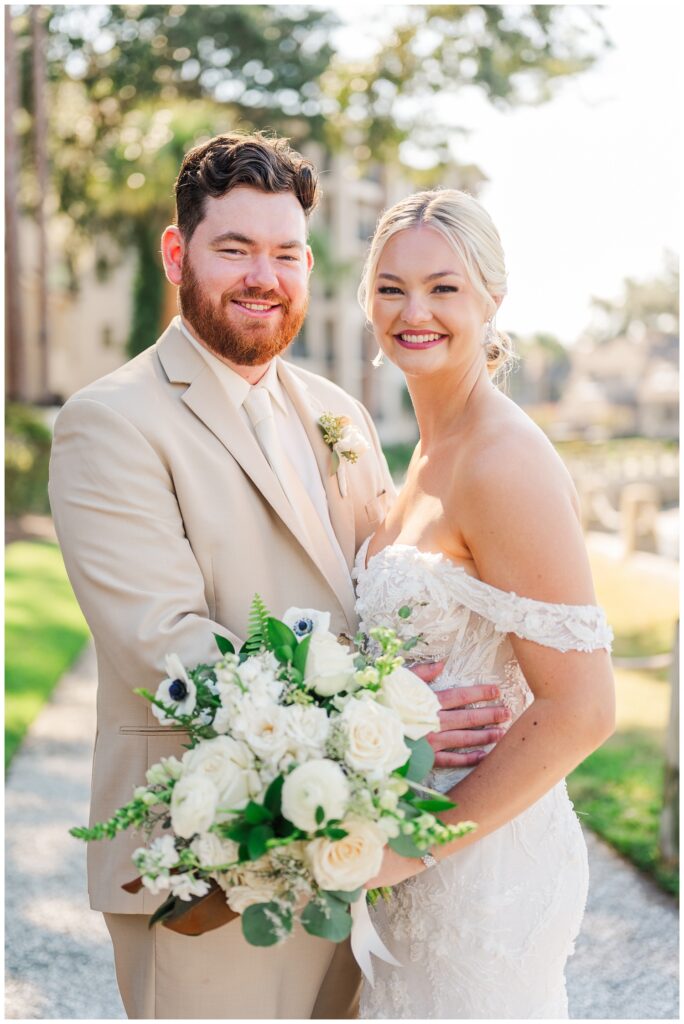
[365,847,425,889]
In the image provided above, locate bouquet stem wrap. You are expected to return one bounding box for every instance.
[351,896,401,986]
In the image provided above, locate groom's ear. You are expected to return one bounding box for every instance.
[306,244,314,275]
[161,225,184,287]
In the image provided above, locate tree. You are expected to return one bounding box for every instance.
[319,5,610,165]
[588,253,679,343]
[13,4,342,355]
[10,4,609,359]
[6,6,26,399]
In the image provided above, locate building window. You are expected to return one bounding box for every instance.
[291,323,309,359]
[325,321,335,376]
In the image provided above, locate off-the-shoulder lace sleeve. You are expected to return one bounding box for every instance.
[447,572,613,653]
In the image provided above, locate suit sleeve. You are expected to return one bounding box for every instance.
[48,397,240,692]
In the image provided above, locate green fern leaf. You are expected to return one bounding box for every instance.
[241,594,272,658]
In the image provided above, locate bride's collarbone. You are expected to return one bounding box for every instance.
[366,516,476,575]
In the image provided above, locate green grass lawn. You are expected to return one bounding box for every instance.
[567,548,678,895]
[5,541,90,770]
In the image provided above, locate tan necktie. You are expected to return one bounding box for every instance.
[242,387,301,511]
[242,386,356,613]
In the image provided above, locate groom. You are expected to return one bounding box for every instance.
[49,131,508,1019]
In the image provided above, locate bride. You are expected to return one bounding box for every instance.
[353,189,615,1019]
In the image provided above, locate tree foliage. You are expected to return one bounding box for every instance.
[589,253,679,343]
[10,4,609,351]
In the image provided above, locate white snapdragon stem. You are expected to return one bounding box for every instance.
[350,896,401,986]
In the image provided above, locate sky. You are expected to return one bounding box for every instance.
[330,2,680,345]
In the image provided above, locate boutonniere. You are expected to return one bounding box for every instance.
[318,412,370,497]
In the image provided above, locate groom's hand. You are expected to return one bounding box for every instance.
[431,683,510,766]
[410,665,510,767]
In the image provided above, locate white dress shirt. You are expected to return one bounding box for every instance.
[175,316,347,570]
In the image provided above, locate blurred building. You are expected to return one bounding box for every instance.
[552,330,679,440]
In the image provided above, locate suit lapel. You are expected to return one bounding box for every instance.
[157,327,313,559]
[276,360,356,570]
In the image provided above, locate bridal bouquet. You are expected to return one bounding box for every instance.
[71,598,475,948]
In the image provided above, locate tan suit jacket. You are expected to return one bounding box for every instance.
[49,321,395,914]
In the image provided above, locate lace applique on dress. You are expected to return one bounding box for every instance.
[354,537,613,655]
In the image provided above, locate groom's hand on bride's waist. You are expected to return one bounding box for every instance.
[410,668,511,767]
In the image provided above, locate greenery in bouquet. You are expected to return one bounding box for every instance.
[71,597,475,946]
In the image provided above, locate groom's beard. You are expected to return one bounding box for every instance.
[178,258,308,366]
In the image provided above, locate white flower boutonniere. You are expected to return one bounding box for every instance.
[318,412,370,497]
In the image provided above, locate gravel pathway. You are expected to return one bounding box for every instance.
[5,642,679,1020]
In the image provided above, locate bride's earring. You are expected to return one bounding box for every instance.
[483,318,496,349]
[372,349,385,368]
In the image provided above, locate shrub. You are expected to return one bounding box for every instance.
[5,404,52,517]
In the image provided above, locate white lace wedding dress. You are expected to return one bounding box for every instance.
[353,539,613,1020]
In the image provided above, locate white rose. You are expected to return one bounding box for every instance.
[281,759,350,832]
[182,736,262,818]
[282,607,332,639]
[307,818,386,891]
[151,653,197,724]
[304,632,357,697]
[377,665,441,740]
[284,704,330,761]
[226,882,275,914]
[231,699,290,766]
[225,854,280,912]
[190,833,240,870]
[334,423,370,460]
[170,774,219,839]
[341,697,410,779]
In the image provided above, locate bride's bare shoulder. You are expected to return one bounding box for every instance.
[460,393,579,512]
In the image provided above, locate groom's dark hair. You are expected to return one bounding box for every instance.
[174,130,319,241]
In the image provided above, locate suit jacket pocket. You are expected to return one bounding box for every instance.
[365,489,389,526]
[119,725,191,736]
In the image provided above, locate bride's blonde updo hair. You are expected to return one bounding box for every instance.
[358,188,514,376]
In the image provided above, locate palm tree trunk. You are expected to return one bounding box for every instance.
[31,6,50,401]
[5,6,26,400]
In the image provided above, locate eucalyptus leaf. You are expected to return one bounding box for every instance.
[404,737,435,782]
[388,831,425,858]
[398,606,412,619]
[326,887,363,904]
[241,901,292,947]
[301,893,352,942]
